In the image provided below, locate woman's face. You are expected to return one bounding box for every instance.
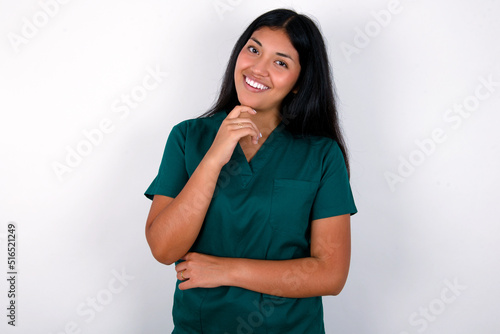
[234,27,301,115]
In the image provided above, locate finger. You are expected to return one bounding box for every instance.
[177,269,189,281]
[175,263,186,273]
[178,280,193,290]
[229,118,259,131]
[228,120,256,131]
[229,122,261,144]
[226,105,257,120]
[227,124,260,144]
[227,117,260,137]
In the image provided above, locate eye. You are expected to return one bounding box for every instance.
[247,46,259,54]
[275,60,288,68]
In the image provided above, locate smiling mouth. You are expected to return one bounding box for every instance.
[245,76,269,90]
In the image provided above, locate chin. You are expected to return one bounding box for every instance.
[236,95,257,109]
[236,88,275,112]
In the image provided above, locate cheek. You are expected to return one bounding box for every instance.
[234,52,251,72]
[288,70,301,90]
[277,73,300,92]
[234,60,241,78]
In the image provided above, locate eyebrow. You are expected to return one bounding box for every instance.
[250,37,295,62]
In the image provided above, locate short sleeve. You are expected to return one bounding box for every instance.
[144,122,189,200]
[310,140,357,220]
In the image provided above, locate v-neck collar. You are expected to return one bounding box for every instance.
[233,120,286,187]
[213,110,287,188]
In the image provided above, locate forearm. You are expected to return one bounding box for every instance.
[146,157,221,264]
[175,216,351,296]
[225,256,349,298]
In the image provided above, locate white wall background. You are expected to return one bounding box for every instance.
[1,0,499,333]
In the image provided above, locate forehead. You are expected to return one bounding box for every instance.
[249,27,298,56]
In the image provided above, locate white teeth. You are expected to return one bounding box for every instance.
[245,76,269,90]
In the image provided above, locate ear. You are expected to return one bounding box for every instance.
[292,86,299,94]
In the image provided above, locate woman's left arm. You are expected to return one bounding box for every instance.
[175,214,351,298]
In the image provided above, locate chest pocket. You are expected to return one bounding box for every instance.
[269,179,319,236]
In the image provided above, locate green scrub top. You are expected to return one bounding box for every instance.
[145,111,357,334]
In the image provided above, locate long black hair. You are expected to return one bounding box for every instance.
[200,8,350,174]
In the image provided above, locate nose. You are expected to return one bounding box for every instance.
[251,57,269,77]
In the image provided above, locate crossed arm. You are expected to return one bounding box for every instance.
[145,159,351,299]
[173,214,351,298]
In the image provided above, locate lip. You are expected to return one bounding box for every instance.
[243,75,270,92]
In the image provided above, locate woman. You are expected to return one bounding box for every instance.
[145,8,357,333]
